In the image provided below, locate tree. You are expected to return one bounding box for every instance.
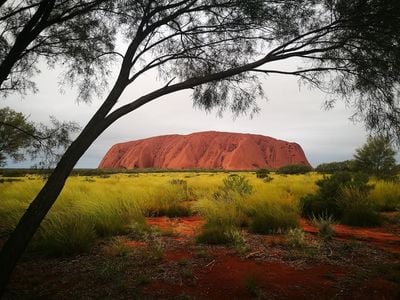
[0,107,35,165]
[0,107,80,167]
[0,0,114,97]
[353,136,397,180]
[1,0,400,294]
[315,160,354,173]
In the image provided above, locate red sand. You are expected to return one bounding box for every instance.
[145,248,349,299]
[140,216,400,298]
[147,216,204,238]
[301,219,400,254]
[98,131,310,170]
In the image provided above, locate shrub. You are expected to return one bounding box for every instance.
[315,160,354,173]
[300,172,373,219]
[276,164,313,175]
[221,174,253,197]
[339,187,381,227]
[256,169,270,178]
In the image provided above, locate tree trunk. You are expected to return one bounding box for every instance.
[0,114,108,295]
[0,137,87,294]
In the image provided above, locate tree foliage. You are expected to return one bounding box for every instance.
[0,107,34,165]
[0,0,114,98]
[315,160,354,173]
[0,107,80,167]
[300,172,373,219]
[276,164,313,175]
[353,136,397,180]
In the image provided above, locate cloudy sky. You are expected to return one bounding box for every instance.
[3,58,381,169]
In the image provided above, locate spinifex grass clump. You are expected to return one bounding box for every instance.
[369,180,400,211]
[286,228,306,249]
[301,172,381,226]
[33,213,96,256]
[248,198,299,234]
[195,175,252,244]
[312,214,335,241]
[143,179,192,217]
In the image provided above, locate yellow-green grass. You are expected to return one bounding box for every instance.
[0,172,399,254]
[369,180,400,211]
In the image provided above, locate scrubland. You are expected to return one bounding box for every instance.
[1,172,399,254]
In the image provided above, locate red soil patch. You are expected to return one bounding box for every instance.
[4,216,400,299]
[145,248,348,299]
[147,216,204,238]
[352,278,400,300]
[164,249,193,261]
[124,240,146,247]
[301,219,400,254]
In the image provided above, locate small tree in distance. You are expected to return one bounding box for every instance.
[353,136,397,181]
[0,107,80,168]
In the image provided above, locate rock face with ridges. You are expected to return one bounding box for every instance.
[98,131,310,170]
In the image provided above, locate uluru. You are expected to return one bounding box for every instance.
[99,131,310,170]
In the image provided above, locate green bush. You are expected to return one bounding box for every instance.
[300,172,373,219]
[256,169,270,178]
[315,160,354,173]
[276,164,313,174]
[221,174,253,197]
[340,187,382,226]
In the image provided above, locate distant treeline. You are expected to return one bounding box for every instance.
[0,168,253,177]
[1,161,399,177]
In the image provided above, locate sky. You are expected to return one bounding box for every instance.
[2,60,382,169]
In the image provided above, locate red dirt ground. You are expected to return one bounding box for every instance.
[139,216,400,299]
[301,219,400,254]
[4,215,400,299]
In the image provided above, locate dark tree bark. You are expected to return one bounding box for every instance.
[0,0,54,86]
[0,77,127,294]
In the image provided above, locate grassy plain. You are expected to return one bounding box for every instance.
[1,172,400,255]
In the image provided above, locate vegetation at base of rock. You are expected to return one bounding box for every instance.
[256,169,270,178]
[276,164,313,175]
[315,160,355,174]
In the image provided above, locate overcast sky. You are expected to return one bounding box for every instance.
[2,58,389,169]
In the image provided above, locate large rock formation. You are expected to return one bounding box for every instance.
[98,131,310,170]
